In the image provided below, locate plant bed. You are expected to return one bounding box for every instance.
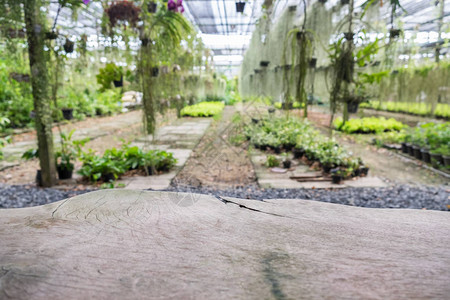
[180,101,225,117]
[245,116,365,180]
[334,117,406,134]
[360,101,450,120]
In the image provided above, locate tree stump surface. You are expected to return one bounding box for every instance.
[1,190,449,299]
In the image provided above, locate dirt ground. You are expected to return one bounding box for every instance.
[0,109,177,186]
[174,106,256,188]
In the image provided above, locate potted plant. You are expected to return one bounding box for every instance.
[151,67,159,77]
[55,130,88,180]
[331,168,344,184]
[420,147,431,163]
[281,153,292,169]
[148,1,157,13]
[235,1,246,13]
[61,107,74,121]
[96,63,124,91]
[293,146,305,159]
[260,61,270,67]
[105,1,141,29]
[266,155,280,168]
[309,58,317,68]
[63,38,74,53]
[389,28,402,39]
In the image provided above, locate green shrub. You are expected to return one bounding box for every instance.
[334,117,406,134]
[78,144,178,182]
[360,101,450,119]
[405,122,450,156]
[181,101,225,117]
[266,155,280,167]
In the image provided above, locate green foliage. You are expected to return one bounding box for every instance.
[55,130,89,171]
[360,101,450,119]
[244,116,364,175]
[96,63,123,92]
[334,117,406,134]
[180,101,225,117]
[266,155,280,167]
[405,122,450,156]
[376,130,407,145]
[78,143,178,182]
[0,135,11,160]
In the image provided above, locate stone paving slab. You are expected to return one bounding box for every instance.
[118,119,211,190]
[1,190,449,299]
[251,150,387,189]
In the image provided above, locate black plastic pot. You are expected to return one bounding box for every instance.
[268,107,276,114]
[319,0,327,3]
[113,76,123,88]
[148,1,157,13]
[293,147,305,159]
[251,118,259,124]
[36,170,43,187]
[390,28,402,38]
[288,5,297,12]
[296,31,304,40]
[412,145,422,160]
[341,0,349,4]
[322,164,334,174]
[443,155,450,168]
[430,153,443,168]
[281,103,294,110]
[57,165,73,180]
[63,39,74,53]
[273,146,281,154]
[260,61,270,67]
[102,173,116,182]
[359,166,369,177]
[61,108,74,120]
[309,58,317,68]
[352,168,361,177]
[45,31,58,40]
[151,67,159,77]
[406,143,414,156]
[347,102,359,113]
[283,160,292,169]
[344,32,353,41]
[235,1,245,13]
[332,174,342,184]
[401,142,408,154]
[421,149,431,163]
[147,166,155,176]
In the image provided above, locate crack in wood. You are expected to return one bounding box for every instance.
[215,196,289,218]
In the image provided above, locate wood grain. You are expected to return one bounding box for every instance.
[1,190,449,299]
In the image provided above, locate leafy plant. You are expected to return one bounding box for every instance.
[55,130,89,171]
[334,117,406,134]
[266,155,280,167]
[96,63,124,92]
[180,101,225,117]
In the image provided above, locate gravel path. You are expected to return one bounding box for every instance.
[0,185,95,209]
[0,184,448,211]
[163,185,450,212]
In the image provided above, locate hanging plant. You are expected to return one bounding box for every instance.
[105,1,141,28]
[168,0,185,13]
[148,1,157,13]
[63,38,74,53]
[235,1,246,13]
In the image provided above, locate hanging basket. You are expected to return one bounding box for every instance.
[113,76,123,88]
[309,58,317,68]
[148,1,157,13]
[45,31,58,40]
[341,0,349,5]
[288,5,297,12]
[344,32,354,41]
[63,39,74,53]
[235,1,246,13]
[260,61,270,67]
[151,67,159,77]
[389,28,402,39]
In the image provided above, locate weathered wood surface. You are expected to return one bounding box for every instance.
[1,190,449,299]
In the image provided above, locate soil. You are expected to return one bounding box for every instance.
[174,106,256,188]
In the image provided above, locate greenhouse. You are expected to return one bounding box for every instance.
[0,0,449,298]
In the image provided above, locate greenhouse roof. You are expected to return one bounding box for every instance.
[48,0,449,74]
